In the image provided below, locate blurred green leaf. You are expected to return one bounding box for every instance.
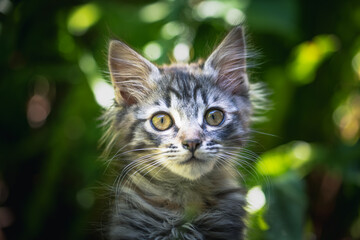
[67,3,101,36]
[263,172,307,240]
[256,141,313,177]
[245,0,299,40]
[287,35,339,84]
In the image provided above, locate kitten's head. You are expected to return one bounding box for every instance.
[106,27,252,180]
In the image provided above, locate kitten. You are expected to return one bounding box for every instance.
[102,26,256,240]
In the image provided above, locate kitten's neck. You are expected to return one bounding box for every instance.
[127,163,242,199]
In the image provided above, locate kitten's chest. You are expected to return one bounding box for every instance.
[160,185,217,218]
[162,178,241,214]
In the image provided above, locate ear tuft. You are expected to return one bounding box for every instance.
[204,26,249,95]
[108,40,160,105]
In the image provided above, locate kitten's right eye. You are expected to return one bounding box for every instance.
[151,112,173,131]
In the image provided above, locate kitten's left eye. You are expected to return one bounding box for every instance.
[151,112,173,131]
[205,109,224,126]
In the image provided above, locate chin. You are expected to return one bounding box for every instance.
[166,160,216,180]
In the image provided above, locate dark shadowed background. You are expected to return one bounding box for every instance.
[1,0,360,239]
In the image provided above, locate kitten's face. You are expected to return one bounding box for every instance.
[108,27,251,180]
[125,69,250,180]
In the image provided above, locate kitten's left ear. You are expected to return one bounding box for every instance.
[204,26,249,95]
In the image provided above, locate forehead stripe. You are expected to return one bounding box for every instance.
[164,94,171,108]
[168,87,182,99]
[201,88,208,105]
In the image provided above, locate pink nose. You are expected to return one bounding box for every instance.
[182,139,201,153]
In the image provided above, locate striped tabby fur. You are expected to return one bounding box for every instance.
[102,27,257,240]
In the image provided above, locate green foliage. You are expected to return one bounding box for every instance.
[1,0,360,239]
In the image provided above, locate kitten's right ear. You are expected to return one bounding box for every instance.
[108,40,160,105]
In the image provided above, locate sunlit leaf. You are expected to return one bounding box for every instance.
[257,141,313,177]
[287,35,338,84]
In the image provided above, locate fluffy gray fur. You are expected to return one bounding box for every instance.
[102,26,258,240]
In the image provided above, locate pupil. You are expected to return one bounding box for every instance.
[211,114,215,120]
[160,117,164,124]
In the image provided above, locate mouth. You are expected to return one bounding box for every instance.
[180,156,205,165]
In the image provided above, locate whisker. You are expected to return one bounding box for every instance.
[217,154,246,183]
[103,143,131,171]
[249,129,278,138]
[218,152,266,187]
[114,147,162,158]
[114,152,163,197]
[120,155,167,200]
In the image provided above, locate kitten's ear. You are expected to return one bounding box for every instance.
[204,26,249,95]
[108,40,160,105]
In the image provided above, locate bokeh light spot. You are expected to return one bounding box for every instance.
[225,8,245,26]
[0,0,12,14]
[67,3,101,36]
[79,53,97,74]
[143,41,163,61]
[333,93,360,145]
[161,21,184,39]
[139,2,170,23]
[292,141,311,161]
[173,43,190,62]
[195,1,225,19]
[27,95,51,128]
[91,79,114,108]
[246,186,266,213]
[292,141,312,168]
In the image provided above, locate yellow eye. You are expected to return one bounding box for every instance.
[151,112,173,131]
[205,109,224,126]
